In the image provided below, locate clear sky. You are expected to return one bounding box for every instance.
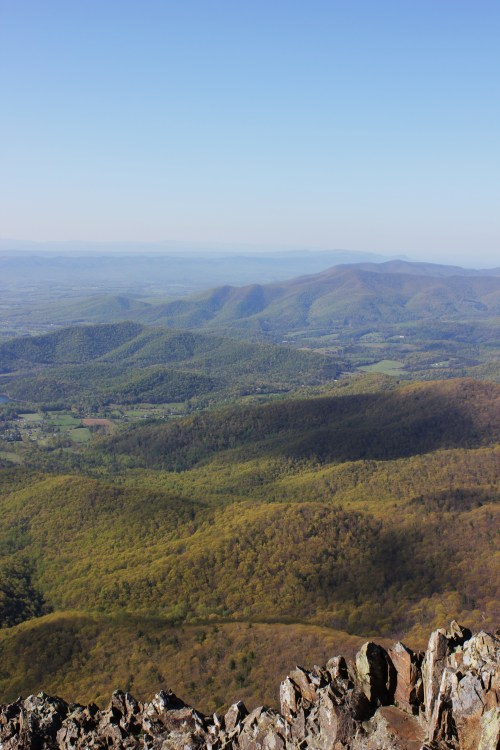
[1,0,499,266]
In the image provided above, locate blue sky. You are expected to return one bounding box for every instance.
[1,0,499,265]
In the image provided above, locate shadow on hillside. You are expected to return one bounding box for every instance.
[284,389,486,463]
[409,487,496,512]
[105,381,499,469]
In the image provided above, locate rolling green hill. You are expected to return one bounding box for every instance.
[24,260,500,325]
[0,323,340,408]
[0,321,144,368]
[0,263,498,711]
[13,260,500,335]
[0,377,498,709]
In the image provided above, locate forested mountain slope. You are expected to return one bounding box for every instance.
[0,323,339,407]
[130,262,500,332]
[0,377,498,710]
[103,378,500,469]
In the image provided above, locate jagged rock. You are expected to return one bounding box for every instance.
[354,705,425,750]
[0,623,498,750]
[224,701,248,732]
[427,666,458,747]
[355,641,396,706]
[423,628,450,723]
[100,689,143,737]
[347,687,372,722]
[140,687,210,750]
[316,694,359,750]
[288,666,322,704]
[279,677,297,724]
[422,620,472,723]
[236,706,285,750]
[55,703,101,750]
[452,671,486,750]
[0,693,71,750]
[388,642,424,714]
[326,655,348,679]
[279,664,327,725]
[0,703,22,750]
[427,630,500,750]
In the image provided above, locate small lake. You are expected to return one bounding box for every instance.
[0,395,11,403]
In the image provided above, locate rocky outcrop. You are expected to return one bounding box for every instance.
[388,641,424,714]
[0,622,498,750]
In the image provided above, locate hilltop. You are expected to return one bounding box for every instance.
[0,322,339,408]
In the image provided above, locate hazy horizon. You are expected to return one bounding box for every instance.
[0,237,497,269]
[1,1,499,268]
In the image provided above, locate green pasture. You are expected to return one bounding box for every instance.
[359,359,406,376]
[70,427,92,443]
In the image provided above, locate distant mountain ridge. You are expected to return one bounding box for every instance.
[123,262,500,344]
[331,259,500,277]
[30,260,500,334]
[0,249,399,294]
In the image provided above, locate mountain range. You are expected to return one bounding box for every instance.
[29,261,500,334]
[17,260,498,381]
